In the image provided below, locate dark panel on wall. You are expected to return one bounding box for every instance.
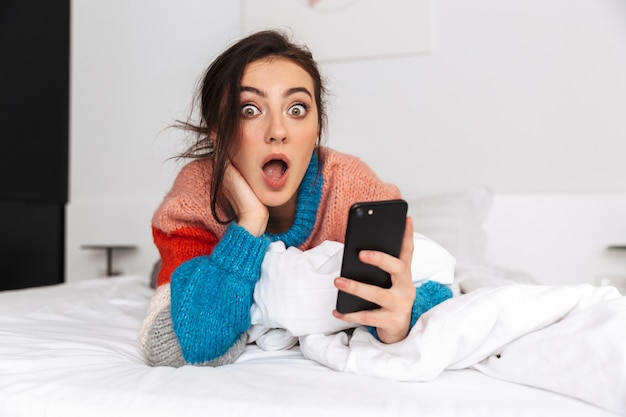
[0,1,69,289]
[0,202,65,290]
[0,0,69,203]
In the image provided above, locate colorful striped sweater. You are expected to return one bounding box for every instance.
[149,147,452,364]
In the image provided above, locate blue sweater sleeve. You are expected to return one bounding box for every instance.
[170,223,271,364]
[368,281,453,340]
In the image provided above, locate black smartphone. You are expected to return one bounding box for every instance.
[336,199,408,314]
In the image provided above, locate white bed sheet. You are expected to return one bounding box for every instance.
[0,275,621,417]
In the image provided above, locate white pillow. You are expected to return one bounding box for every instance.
[407,187,492,266]
[251,234,455,338]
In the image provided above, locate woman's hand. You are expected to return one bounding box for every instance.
[222,162,269,237]
[332,217,416,344]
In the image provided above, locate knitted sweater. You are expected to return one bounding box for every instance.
[148,147,452,365]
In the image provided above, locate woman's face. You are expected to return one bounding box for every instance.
[230,57,319,211]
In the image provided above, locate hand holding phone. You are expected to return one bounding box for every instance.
[335,199,408,314]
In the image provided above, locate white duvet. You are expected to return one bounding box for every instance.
[301,285,625,412]
[251,239,626,415]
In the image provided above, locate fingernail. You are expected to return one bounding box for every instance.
[359,250,372,260]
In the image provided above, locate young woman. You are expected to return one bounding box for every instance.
[139,30,452,367]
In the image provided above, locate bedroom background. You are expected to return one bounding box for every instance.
[63,0,626,289]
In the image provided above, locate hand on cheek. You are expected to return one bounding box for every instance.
[333,217,416,344]
[223,162,269,237]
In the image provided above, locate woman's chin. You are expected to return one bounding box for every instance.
[259,190,298,212]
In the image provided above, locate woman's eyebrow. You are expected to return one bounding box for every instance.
[240,86,265,97]
[240,86,312,99]
[284,87,312,98]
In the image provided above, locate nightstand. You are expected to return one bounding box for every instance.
[599,245,626,295]
[81,245,138,276]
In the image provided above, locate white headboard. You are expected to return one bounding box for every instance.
[65,191,626,290]
[484,193,626,286]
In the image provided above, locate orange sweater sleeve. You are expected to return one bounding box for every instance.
[152,226,219,287]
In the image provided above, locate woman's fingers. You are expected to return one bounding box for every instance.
[334,277,390,311]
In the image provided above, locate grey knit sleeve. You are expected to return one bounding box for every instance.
[138,284,247,367]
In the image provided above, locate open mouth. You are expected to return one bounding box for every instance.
[262,158,288,181]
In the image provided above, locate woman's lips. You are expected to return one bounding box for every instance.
[262,154,289,189]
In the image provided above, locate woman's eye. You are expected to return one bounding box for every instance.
[241,104,260,117]
[288,104,307,117]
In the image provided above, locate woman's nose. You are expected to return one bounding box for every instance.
[266,112,287,143]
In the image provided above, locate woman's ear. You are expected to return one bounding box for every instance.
[208,130,217,151]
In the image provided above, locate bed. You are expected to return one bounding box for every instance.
[1,189,625,417]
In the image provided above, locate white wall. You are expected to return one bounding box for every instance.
[323,0,626,196]
[68,0,626,283]
[68,1,242,280]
